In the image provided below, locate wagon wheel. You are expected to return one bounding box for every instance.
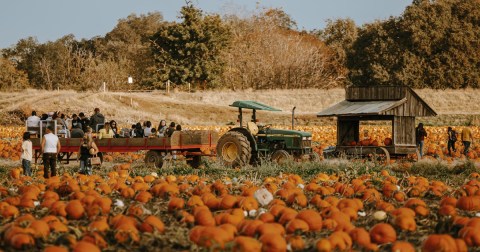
[145,150,163,168]
[271,150,292,164]
[187,155,202,168]
[371,147,390,166]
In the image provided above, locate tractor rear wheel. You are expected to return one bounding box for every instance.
[271,150,292,164]
[216,131,252,167]
[145,150,163,168]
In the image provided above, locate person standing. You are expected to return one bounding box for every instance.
[77,135,98,175]
[461,127,474,156]
[41,126,61,178]
[415,123,427,159]
[21,132,33,176]
[90,108,105,132]
[447,127,457,156]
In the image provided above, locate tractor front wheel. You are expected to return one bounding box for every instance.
[216,131,252,167]
[271,150,292,164]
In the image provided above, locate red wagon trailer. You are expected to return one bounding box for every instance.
[31,131,219,168]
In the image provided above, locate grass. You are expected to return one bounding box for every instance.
[1,88,480,126]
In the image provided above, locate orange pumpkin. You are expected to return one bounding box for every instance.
[369,223,397,244]
[295,209,322,231]
[421,234,457,252]
[259,233,287,252]
[233,236,262,252]
[65,200,85,220]
[285,219,309,234]
[394,215,416,231]
[391,241,415,252]
[316,239,332,252]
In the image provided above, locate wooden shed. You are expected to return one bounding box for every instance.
[317,86,436,157]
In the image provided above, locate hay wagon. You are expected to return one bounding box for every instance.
[31,131,219,168]
[317,86,437,162]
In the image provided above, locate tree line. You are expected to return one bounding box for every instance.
[1,0,479,91]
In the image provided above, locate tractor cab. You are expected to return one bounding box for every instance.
[216,100,318,167]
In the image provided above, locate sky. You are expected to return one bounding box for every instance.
[0,0,412,49]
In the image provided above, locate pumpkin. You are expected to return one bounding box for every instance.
[10,233,35,249]
[295,209,322,231]
[394,215,416,231]
[29,220,50,238]
[370,223,397,244]
[194,208,216,226]
[287,235,305,251]
[458,226,480,247]
[259,233,287,252]
[168,197,185,212]
[391,241,415,252]
[328,231,352,251]
[384,138,392,146]
[349,228,378,251]
[73,241,101,252]
[285,219,309,234]
[257,223,286,237]
[316,239,332,252]
[138,215,165,233]
[421,234,457,252]
[44,246,69,252]
[233,236,262,252]
[456,196,480,211]
[65,200,85,220]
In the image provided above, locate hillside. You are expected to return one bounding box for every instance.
[1,88,480,127]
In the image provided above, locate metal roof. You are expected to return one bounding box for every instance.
[230,101,281,111]
[317,98,407,117]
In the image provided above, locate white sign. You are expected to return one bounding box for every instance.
[128,76,133,84]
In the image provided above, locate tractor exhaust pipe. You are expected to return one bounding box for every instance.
[292,106,296,130]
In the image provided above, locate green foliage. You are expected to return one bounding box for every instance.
[150,4,231,89]
[348,0,480,88]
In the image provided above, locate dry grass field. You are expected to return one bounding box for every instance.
[1,88,480,126]
[1,88,480,251]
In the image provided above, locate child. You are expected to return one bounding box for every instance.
[21,132,32,176]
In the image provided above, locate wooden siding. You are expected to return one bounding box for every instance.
[393,116,416,145]
[345,86,436,117]
[346,86,407,101]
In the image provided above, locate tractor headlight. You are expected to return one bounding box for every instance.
[307,137,312,140]
[302,137,307,140]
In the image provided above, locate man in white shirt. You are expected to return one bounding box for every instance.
[26,111,40,127]
[41,126,61,178]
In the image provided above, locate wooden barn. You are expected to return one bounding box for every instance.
[317,85,437,158]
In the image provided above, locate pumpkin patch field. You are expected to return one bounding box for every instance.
[0,126,480,251]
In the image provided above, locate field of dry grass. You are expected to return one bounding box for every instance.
[1,88,479,126]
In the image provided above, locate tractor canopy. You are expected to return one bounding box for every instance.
[230,101,282,111]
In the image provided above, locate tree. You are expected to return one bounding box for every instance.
[221,10,343,90]
[347,0,480,88]
[0,57,29,90]
[150,4,231,89]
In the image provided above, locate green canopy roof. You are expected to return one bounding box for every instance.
[230,101,281,111]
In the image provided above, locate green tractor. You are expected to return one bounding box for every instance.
[216,101,319,167]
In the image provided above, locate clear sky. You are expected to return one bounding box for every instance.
[0,0,412,49]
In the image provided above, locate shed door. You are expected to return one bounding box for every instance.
[337,118,359,145]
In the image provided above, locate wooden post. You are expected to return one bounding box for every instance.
[166,80,170,94]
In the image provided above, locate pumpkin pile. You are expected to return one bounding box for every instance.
[0,164,480,251]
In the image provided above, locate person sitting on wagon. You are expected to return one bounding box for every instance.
[166,122,176,137]
[90,108,105,132]
[110,120,119,138]
[176,124,182,131]
[97,123,114,140]
[79,112,90,132]
[27,111,40,128]
[132,122,144,138]
[149,128,157,138]
[70,124,85,138]
[144,121,153,137]
[157,120,167,137]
